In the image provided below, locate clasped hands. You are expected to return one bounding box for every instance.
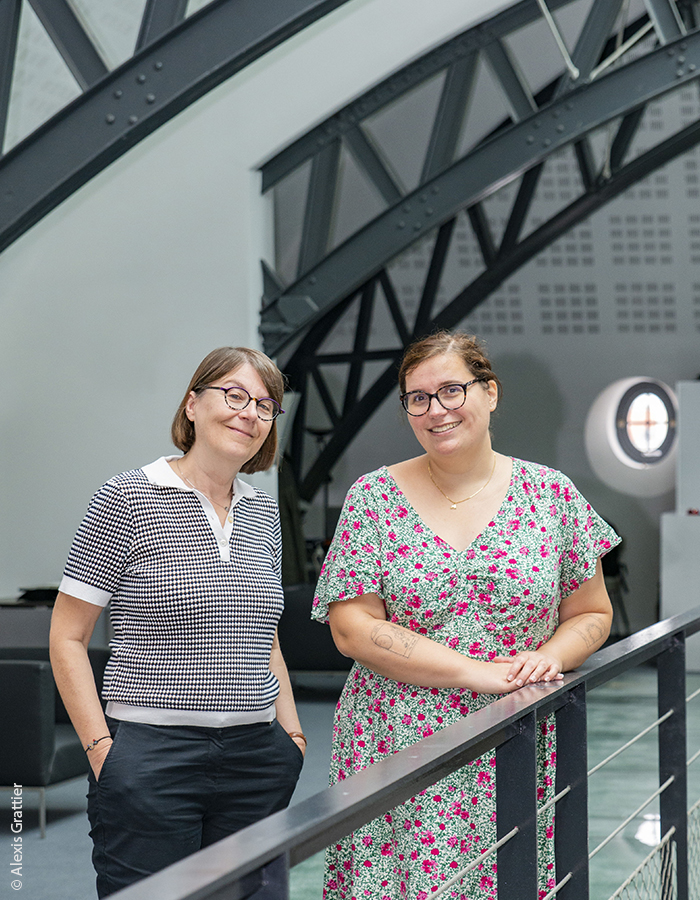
[493,650,564,688]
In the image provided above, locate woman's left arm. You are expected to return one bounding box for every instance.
[270,630,306,757]
[500,559,613,686]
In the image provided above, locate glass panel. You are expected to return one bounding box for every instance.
[330,143,386,250]
[3,4,80,152]
[272,159,312,284]
[187,0,215,15]
[70,0,145,69]
[362,71,445,195]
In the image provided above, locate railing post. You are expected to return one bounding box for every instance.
[658,635,688,900]
[554,683,589,900]
[497,710,538,899]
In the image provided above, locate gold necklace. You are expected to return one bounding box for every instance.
[176,460,233,514]
[427,455,497,509]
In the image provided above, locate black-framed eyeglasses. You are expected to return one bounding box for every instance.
[400,378,485,416]
[198,386,284,421]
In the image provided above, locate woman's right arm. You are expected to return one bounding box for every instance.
[328,592,545,695]
[49,592,113,778]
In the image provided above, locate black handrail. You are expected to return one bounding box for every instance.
[109,605,700,899]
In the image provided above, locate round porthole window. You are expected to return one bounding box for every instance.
[585,378,677,497]
[615,381,676,465]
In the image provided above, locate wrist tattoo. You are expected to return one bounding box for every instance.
[371,622,419,658]
[571,615,606,648]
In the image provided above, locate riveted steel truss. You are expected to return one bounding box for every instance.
[260,0,700,502]
[0,0,353,254]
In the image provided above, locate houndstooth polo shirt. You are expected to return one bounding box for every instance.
[60,457,284,715]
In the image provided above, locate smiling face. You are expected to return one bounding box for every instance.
[185,362,274,468]
[403,352,498,461]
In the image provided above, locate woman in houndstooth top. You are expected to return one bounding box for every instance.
[50,347,305,898]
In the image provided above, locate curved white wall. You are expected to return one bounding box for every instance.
[0,0,510,597]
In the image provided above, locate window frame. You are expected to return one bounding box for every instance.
[615,381,677,465]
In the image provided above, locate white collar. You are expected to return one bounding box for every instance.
[141,456,256,500]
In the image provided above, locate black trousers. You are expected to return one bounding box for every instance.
[87,717,303,898]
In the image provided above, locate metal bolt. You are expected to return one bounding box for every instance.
[677,68,685,77]
[137,74,146,84]
[308,276,317,285]
[556,124,565,133]
[425,208,433,215]
[105,114,115,124]
[397,220,406,229]
[414,222,422,230]
[154,61,163,70]
[129,115,138,124]
[526,135,535,144]
[403,204,411,213]
[678,56,686,64]
[146,93,155,104]
[543,138,551,146]
[113,89,122,99]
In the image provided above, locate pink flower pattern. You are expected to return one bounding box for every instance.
[312,459,619,900]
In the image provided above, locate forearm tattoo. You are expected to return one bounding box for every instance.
[371,622,420,658]
[570,615,606,649]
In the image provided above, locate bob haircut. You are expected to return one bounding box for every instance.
[171,347,285,474]
[398,330,502,400]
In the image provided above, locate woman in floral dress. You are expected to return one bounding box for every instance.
[311,331,619,900]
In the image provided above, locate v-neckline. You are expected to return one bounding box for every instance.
[380,459,515,554]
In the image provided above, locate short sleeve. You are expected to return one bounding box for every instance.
[61,480,135,604]
[552,475,621,599]
[311,474,383,624]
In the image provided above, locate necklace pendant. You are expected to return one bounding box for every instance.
[450,503,457,510]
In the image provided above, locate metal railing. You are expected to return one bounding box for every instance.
[110,606,700,900]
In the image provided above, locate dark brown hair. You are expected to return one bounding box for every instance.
[171,347,285,473]
[398,330,502,399]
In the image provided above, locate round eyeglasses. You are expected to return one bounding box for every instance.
[198,386,284,421]
[400,378,485,416]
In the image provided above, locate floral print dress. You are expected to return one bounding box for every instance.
[311,458,619,900]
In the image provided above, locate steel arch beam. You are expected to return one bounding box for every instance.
[287,113,700,501]
[261,0,585,191]
[260,28,700,357]
[0,0,352,255]
[136,0,190,50]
